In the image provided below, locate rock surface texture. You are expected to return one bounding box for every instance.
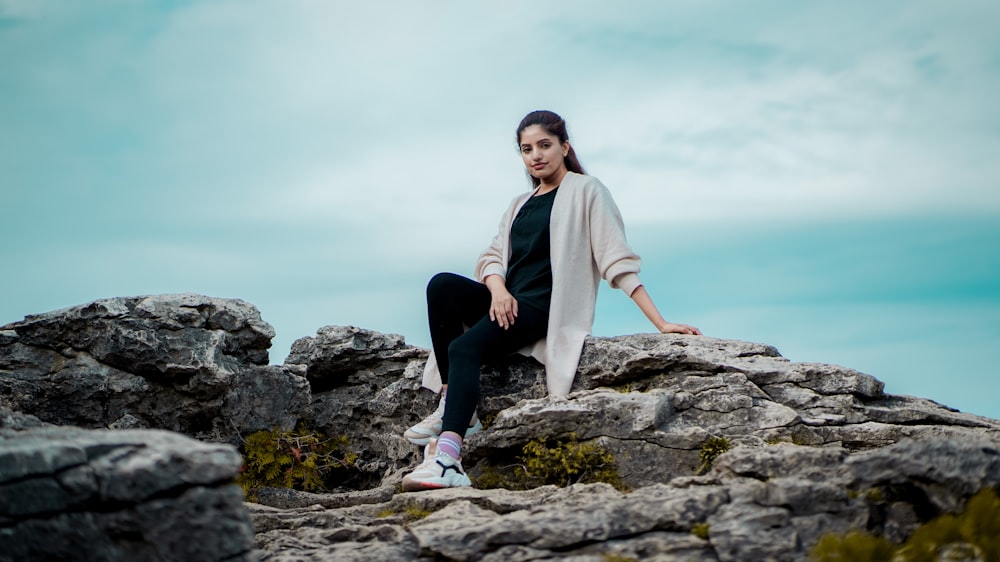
[2,294,1000,561]
[0,411,255,562]
[254,331,1000,561]
[0,294,309,443]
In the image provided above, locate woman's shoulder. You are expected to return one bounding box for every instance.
[563,172,611,196]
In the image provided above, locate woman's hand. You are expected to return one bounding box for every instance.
[657,321,702,336]
[489,289,518,329]
[484,275,518,329]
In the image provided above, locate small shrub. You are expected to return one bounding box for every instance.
[520,434,623,489]
[474,434,623,491]
[696,436,731,475]
[238,425,357,500]
[811,531,896,562]
[690,522,710,540]
[403,505,434,522]
[374,504,435,523]
[479,411,498,430]
[810,487,1000,562]
[897,486,1000,562]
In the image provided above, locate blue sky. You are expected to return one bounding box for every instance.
[2,1,998,418]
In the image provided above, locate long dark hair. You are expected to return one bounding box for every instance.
[516,110,586,187]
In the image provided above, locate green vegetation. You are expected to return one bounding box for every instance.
[690,522,711,540]
[375,503,435,523]
[601,554,637,562]
[696,436,731,475]
[810,487,1000,562]
[520,435,621,488]
[811,532,896,562]
[475,433,623,491]
[403,504,434,521]
[478,411,498,430]
[238,425,358,501]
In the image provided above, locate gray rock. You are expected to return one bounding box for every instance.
[0,294,308,443]
[6,297,1000,561]
[6,293,272,370]
[285,325,423,392]
[253,328,1000,561]
[0,426,254,562]
[284,325,438,485]
[0,404,45,431]
[707,502,797,562]
[843,437,1000,513]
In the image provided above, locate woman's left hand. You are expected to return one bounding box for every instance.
[657,321,702,336]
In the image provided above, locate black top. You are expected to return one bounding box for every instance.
[506,187,557,314]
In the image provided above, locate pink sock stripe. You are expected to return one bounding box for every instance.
[437,435,463,459]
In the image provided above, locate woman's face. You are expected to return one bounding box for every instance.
[519,125,569,182]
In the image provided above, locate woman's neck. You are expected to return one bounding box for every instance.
[537,167,567,194]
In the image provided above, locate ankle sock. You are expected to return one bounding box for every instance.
[437,432,462,459]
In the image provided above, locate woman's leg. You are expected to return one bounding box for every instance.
[426,272,492,386]
[402,301,547,490]
[439,303,548,438]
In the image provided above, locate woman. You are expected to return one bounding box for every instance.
[401,110,701,491]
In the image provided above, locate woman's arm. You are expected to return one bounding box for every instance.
[584,181,701,335]
[630,285,702,335]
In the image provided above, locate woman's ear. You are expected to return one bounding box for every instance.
[563,141,570,157]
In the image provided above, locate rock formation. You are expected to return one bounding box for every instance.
[0,409,255,562]
[0,294,309,442]
[2,294,999,561]
[248,437,1000,561]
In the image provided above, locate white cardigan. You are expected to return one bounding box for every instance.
[421,172,643,397]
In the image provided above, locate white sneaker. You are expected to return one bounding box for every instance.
[401,439,472,492]
[403,395,482,445]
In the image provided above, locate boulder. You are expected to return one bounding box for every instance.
[0,421,255,562]
[0,294,310,443]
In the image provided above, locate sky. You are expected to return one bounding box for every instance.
[1,1,998,418]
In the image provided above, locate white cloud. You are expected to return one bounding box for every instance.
[9,1,994,234]
[2,1,998,393]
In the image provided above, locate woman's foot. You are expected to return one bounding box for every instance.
[403,396,482,445]
[401,439,472,491]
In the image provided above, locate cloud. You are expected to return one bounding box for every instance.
[1,1,998,419]
[5,1,997,240]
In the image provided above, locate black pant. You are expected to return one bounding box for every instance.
[427,272,548,436]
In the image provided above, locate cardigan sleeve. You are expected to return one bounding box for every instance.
[474,195,521,282]
[587,180,643,296]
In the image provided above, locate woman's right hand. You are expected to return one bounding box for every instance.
[484,275,518,329]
